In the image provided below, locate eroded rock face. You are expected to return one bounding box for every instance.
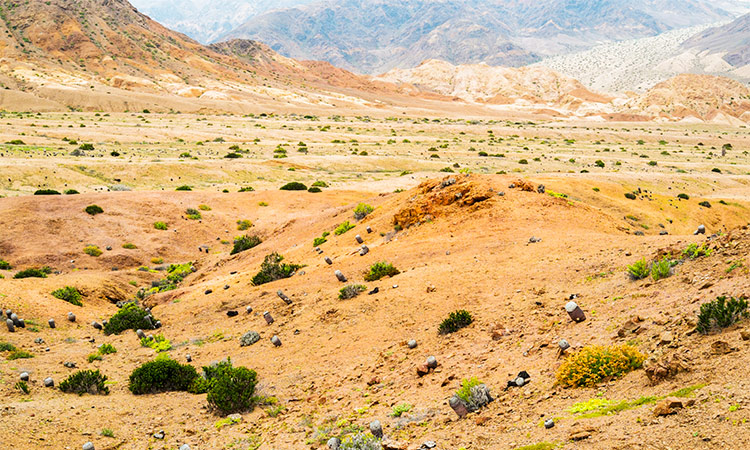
[653,397,695,416]
[644,351,691,384]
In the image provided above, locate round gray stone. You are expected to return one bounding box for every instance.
[407,339,417,349]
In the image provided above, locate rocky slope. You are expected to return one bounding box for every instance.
[678,13,750,79]
[222,0,749,74]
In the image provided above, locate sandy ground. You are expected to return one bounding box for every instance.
[0,112,750,450]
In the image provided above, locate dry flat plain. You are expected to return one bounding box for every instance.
[1,111,750,450]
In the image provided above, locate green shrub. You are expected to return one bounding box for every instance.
[122,243,137,249]
[650,257,673,281]
[84,205,104,215]
[312,181,328,188]
[699,201,712,208]
[683,243,712,259]
[7,349,33,360]
[236,219,253,231]
[340,433,382,450]
[595,160,605,168]
[206,361,258,414]
[154,221,168,230]
[438,309,473,334]
[238,186,255,192]
[627,258,649,280]
[13,266,51,279]
[185,208,202,220]
[624,193,637,200]
[225,152,242,159]
[176,185,192,191]
[128,357,198,395]
[455,377,483,404]
[334,221,355,235]
[6,139,24,145]
[79,143,95,151]
[87,353,102,363]
[103,303,156,335]
[364,261,400,282]
[0,260,11,270]
[198,204,211,211]
[101,428,114,438]
[696,296,748,334]
[98,343,117,355]
[34,189,61,195]
[677,193,689,200]
[231,235,262,255]
[556,344,645,387]
[140,334,172,352]
[15,380,29,394]
[390,403,412,417]
[339,284,367,300]
[308,187,322,193]
[280,182,307,191]
[64,189,80,195]
[313,231,330,247]
[0,342,17,352]
[353,203,374,220]
[84,245,102,257]
[251,253,302,286]
[51,286,83,306]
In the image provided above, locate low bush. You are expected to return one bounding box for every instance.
[0,260,11,270]
[60,370,109,395]
[84,245,102,257]
[696,296,748,334]
[353,203,374,220]
[390,403,412,417]
[185,208,202,220]
[14,266,52,279]
[175,185,192,191]
[128,356,198,395]
[677,193,689,200]
[98,343,117,355]
[231,235,262,255]
[154,221,168,230]
[339,284,367,300]
[122,243,137,249]
[84,205,104,215]
[51,286,83,306]
[104,303,156,335]
[627,258,649,280]
[7,349,33,360]
[650,257,674,281]
[205,360,259,414]
[308,187,322,193]
[0,342,17,352]
[339,433,381,450]
[251,253,302,286]
[556,344,645,387]
[198,204,211,211]
[699,201,712,208]
[280,182,307,191]
[624,192,637,200]
[313,231,330,247]
[64,189,79,195]
[334,221,355,235]
[438,309,473,334]
[364,261,400,282]
[34,189,61,195]
[236,219,253,231]
[238,186,255,192]
[140,334,172,352]
[15,380,29,394]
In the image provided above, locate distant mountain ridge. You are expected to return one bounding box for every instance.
[221,0,750,74]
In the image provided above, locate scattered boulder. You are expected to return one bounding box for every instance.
[263,312,274,325]
[426,356,438,369]
[711,340,736,355]
[565,301,586,322]
[654,397,695,416]
[6,319,14,332]
[369,420,383,439]
[226,310,239,318]
[694,225,706,235]
[407,339,418,349]
[355,235,364,244]
[240,331,260,347]
[335,270,347,282]
[48,319,56,329]
[544,419,555,429]
[271,335,282,347]
[644,351,690,384]
[91,321,102,330]
[20,372,29,381]
[68,312,76,322]
[324,257,333,265]
[327,437,341,450]
[82,443,94,450]
[179,445,190,450]
[43,377,54,387]
[506,371,531,389]
[277,290,292,305]
[153,431,165,440]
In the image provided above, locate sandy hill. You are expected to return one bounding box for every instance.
[2,174,750,448]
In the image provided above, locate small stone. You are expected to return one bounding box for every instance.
[246,306,253,314]
[324,256,333,265]
[83,443,95,450]
[449,395,469,418]
[48,319,56,328]
[277,290,292,305]
[355,235,364,244]
[240,331,261,347]
[20,372,29,381]
[335,270,347,282]
[91,321,102,330]
[271,335,282,347]
[653,397,694,416]
[226,310,239,317]
[6,319,14,332]
[263,312,274,325]
[711,340,735,355]
[407,339,417,349]
[420,442,437,449]
[529,236,541,243]
[416,364,430,377]
[34,337,44,344]
[68,312,76,322]
[369,420,383,438]
[327,437,341,450]
[694,224,706,235]
[740,329,750,341]
[64,362,76,368]
[179,445,191,450]
[4,309,11,318]
[136,329,146,339]
[205,289,213,295]
[366,226,373,234]
[43,377,54,387]
[514,377,525,387]
[426,356,438,369]
[186,354,192,362]
[359,245,369,256]
[558,339,570,351]
[565,301,586,322]
[544,419,555,429]
[659,331,673,345]
[368,287,379,295]
[153,431,165,440]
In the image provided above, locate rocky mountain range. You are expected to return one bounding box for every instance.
[221,0,750,74]
[128,0,314,44]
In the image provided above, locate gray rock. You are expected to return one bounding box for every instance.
[43,377,54,387]
[529,236,542,243]
[277,290,292,305]
[271,335,282,347]
[263,311,274,325]
[10,313,18,323]
[34,337,44,344]
[240,331,261,347]
[544,418,555,429]
[369,420,383,438]
[407,339,417,349]
[68,312,76,322]
[355,235,364,244]
[17,318,25,328]
[420,441,437,449]
[179,445,191,450]
[335,270,347,282]
[565,301,586,322]
[558,339,570,351]
[366,226,373,234]
[82,443,94,450]
[537,184,546,194]
[48,319,56,328]
[186,354,192,362]
[20,372,29,381]
[154,320,162,329]
[153,431,165,440]
[4,309,11,318]
[91,321,102,330]
[695,224,706,235]
[426,356,437,369]
[514,377,525,387]
[324,256,333,265]
[327,437,341,449]
[449,395,469,418]
[136,329,146,339]
[246,306,253,314]
[6,319,14,332]
[64,362,76,368]
[359,245,369,256]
